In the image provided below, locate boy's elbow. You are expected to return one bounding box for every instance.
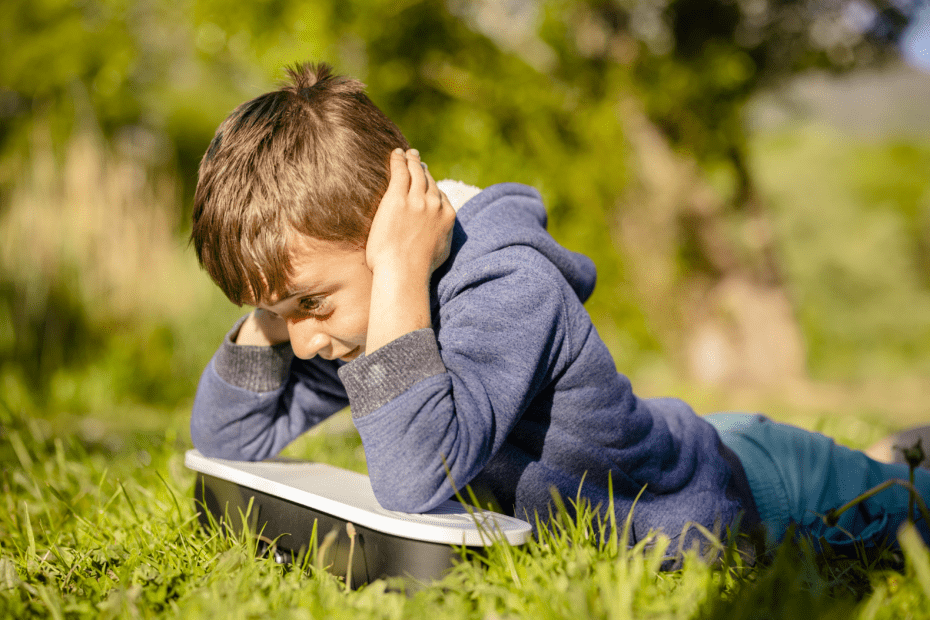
[191,428,235,460]
[369,473,447,514]
[374,493,437,515]
[195,445,239,460]
[190,418,248,461]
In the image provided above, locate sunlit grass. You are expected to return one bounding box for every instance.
[3,401,930,619]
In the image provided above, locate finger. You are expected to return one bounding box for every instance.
[423,165,444,209]
[423,163,438,192]
[387,148,411,196]
[405,149,427,197]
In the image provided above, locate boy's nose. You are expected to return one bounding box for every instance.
[287,321,329,359]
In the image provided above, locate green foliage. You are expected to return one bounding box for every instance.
[754,126,930,380]
[0,0,138,147]
[0,122,248,414]
[1,0,665,412]
[2,0,927,399]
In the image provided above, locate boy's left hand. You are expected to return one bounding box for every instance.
[364,148,456,355]
[365,148,454,278]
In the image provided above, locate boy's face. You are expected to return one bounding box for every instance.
[257,233,372,361]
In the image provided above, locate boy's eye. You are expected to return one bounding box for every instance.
[295,297,332,320]
[299,297,321,311]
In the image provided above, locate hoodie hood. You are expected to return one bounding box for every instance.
[440,183,597,303]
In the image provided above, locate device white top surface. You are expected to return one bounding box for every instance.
[185,450,532,546]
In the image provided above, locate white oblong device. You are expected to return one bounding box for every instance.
[185,449,531,546]
[185,449,532,587]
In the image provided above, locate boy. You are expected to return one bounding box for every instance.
[190,62,929,554]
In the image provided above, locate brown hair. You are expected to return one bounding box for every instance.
[191,62,409,305]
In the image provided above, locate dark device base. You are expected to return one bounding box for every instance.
[195,473,473,589]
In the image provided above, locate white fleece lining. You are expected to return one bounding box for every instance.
[437,179,482,212]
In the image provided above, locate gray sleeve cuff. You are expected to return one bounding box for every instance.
[214,315,295,392]
[337,328,446,418]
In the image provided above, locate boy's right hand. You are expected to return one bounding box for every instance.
[235,308,290,346]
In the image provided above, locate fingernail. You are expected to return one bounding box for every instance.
[409,149,420,157]
[393,148,404,155]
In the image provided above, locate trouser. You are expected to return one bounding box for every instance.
[706,413,930,552]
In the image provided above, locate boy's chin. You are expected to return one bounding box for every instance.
[340,346,363,361]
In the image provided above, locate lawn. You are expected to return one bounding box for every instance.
[2,397,930,619]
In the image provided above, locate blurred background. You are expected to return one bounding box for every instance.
[1,0,929,450]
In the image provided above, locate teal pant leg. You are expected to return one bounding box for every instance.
[706,413,930,552]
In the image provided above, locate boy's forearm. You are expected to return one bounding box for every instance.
[215,315,295,393]
[192,316,349,460]
[365,266,433,355]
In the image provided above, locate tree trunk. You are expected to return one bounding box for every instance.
[616,98,805,386]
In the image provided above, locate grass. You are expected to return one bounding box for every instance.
[3,400,930,619]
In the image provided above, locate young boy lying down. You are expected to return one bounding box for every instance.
[189,62,929,554]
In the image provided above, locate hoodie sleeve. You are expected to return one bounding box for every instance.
[338,247,575,512]
[190,315,349,460]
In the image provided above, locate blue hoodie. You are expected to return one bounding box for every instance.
[191,183,752,544]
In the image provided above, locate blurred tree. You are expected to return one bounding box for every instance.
[0,0,658,408]
[591,0,912,203]
[523,0,918,384]
[0,0,924,404]
[181,0,660,360]
[0,0,137,146]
